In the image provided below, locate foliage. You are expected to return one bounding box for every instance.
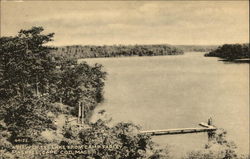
[0,120,13,158]
[0,27,56,99]
[52,44,184,59]
[57,62,106,106]
[56,119,171,159]
[183,129,248,159]
[205,43,249,60]
[0,26,106,122]
[0,96,61,143]
[49,58,107,122]
[0,27,107,158]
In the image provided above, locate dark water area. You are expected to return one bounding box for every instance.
[80,52,249,157]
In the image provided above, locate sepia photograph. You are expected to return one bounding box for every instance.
[0,0,249,158]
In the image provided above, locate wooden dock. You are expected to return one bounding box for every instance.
[140,118,217,137]
[140,126,216,136]
[75,102,217,140]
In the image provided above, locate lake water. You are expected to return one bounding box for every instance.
[80,52,249,157]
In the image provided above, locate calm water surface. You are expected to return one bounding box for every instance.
[80,52,249,157]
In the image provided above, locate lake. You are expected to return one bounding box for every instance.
[80,52,249,157]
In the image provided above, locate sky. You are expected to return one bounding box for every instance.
[1,1,249,46]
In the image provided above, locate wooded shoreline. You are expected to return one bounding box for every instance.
[1,27,249,159]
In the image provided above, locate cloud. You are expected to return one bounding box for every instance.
[2,1,249,45]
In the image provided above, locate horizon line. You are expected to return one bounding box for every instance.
[47,42,249,47]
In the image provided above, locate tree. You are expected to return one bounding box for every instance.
[0,26,110,158]
[0,27,56,99]
[55,61,106,122]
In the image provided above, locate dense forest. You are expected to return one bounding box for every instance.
[52,44,219,60]
[0,27,249,159]
[52,44,184,59]
[205,43,249,60]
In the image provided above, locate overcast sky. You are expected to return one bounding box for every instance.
[1,1,249,46]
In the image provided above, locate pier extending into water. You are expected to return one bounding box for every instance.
[140,118,217,140]
[75,103,217,140]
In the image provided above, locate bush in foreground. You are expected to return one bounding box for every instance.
[183,129,249,159]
